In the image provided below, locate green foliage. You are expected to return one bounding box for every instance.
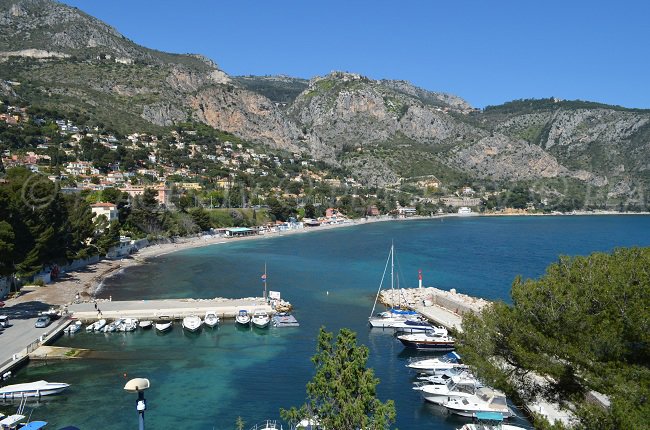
[458,247,650,428]
[281,327,396,430]
[0,220,15,276]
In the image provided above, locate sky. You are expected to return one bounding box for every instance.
[60,0,650,109]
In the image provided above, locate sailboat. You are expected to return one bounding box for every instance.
[368,244,419,328]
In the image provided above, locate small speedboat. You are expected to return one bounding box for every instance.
[0,380,70,399]
[120,318,139,332]
[413,374,481,405]
[235,309,251,326]
[203,311,219,328]
[139,320,153,330]
[64,321,82,334]
[458,411,527,430]
[182,315,202,332]
[155,320,173,333]
[248,420,282,430]
[85,319,106,332]
[103,318,123,333]
[251,309,270,329]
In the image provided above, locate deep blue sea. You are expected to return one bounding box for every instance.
[4,216,650,429]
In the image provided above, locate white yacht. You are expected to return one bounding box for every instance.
[407,352,467,374]
[119,318,139,332]
[458,411,527,429]
[413,374,481,405]
[251,309,270,328]
[443,387,514,418]
[182,315,202,332]
[203,311,219,328]
[0,380,70,399]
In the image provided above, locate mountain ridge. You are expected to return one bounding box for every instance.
[1,0,648,206]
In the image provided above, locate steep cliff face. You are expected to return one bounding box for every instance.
[189,86,302,152]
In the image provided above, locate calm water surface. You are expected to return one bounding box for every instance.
[4,216,650,429]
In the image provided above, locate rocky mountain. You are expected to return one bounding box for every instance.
[1,0,649,207]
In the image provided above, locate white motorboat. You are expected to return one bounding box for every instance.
[235,309,251,326]
[407,351,467,374]
[0,380,70,399]
[64,321,82,334]
[413,375,481,405]
[103,318,123,333]
[443,387,514,419]
[251,309,270,329]
[182,315,202,332]
[139,320,153,330]
[85,319,106,332]
[203,311,219,328]
[155,320,173,333]
[120,318,139,332]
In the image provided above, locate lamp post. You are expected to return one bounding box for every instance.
[124,377,150,430]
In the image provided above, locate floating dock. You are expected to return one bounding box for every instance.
[272,313,299,327]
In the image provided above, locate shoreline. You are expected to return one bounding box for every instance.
[5,211,649,307]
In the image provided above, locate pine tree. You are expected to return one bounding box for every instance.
[281,328,396,430]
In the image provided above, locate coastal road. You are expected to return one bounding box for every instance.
[0,302,64,375]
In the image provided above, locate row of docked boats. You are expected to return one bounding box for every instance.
[235,309,271,328]
[407,352,526,428]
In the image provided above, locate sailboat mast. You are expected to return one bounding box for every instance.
[263,262,267,302]
[390,243,394,308]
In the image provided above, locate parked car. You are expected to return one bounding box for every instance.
[0,300,5,307]
[35,316,51,328]
[0,315,9,328]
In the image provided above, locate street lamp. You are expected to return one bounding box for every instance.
[124,377,150,430]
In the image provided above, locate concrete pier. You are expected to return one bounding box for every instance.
[379,286,489,332]
[69,297,276,322]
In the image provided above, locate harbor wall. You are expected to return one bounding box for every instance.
[379,286,489,316]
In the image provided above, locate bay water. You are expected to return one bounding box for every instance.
[4,215,650,429]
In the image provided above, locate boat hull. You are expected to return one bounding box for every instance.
[0,381,69,399]
[398,338,455,351]
[155,321,173,333]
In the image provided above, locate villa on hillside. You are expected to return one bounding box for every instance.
[90,202,118,222]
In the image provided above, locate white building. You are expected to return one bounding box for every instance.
[90,202,118,222]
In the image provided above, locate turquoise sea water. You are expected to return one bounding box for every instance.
[3,216,650,429]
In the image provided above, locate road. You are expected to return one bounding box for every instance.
[0,301,62,374]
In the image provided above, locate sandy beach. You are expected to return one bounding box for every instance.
[5,210,648,307]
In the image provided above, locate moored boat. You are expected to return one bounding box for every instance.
[407,351,467,374]
[85,319,106,332]
[397,331,456,351]
[0,380,70,399]
[251,309,270,328]
[139,320,153,330]
[457,411,527,429]
[413,374,481,405]
[203,311,219,328]
[182,315,202,332]
[64,321,82,334]
[120,318,139,332]
[235,309,251,326]
[444,387,514,419]
[155,320,173,333]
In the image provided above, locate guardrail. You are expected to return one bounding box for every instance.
[0,317,71,376]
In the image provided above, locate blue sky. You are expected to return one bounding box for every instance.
[61,0,649,109]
